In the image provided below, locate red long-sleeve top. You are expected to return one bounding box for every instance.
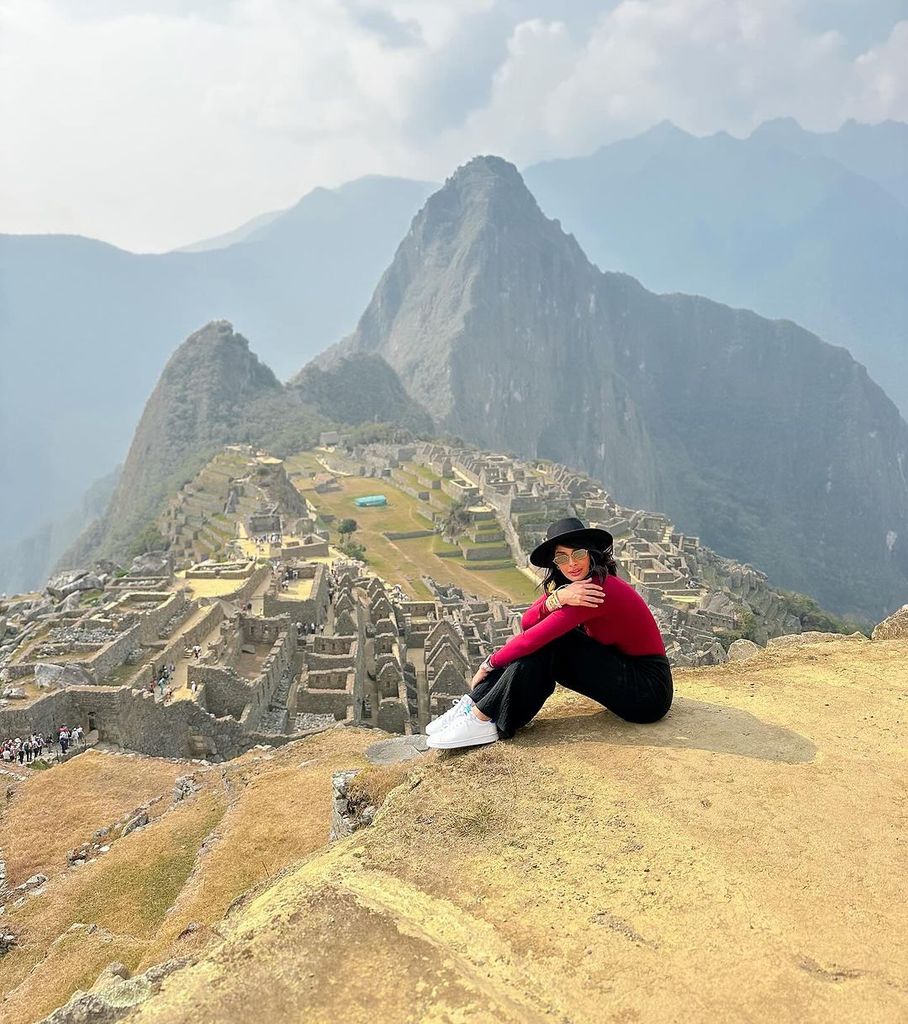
[488,575,666,670]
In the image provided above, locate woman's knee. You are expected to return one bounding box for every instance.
[618,692,672,724]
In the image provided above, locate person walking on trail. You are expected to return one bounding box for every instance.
[426,517,673,750]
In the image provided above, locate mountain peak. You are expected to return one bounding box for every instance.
[439,155,533,209]
[448,154,524,185]
[164,320,278,390]
[413,155,542,242]
[635,120,692,145]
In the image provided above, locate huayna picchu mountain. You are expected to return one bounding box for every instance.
[61,322,430,570]
[319,155,908,620]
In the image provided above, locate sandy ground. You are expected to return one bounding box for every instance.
[124,636,907,1024]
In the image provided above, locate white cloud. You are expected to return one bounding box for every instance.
[445,0,908,165]
[849,19,908,120]
[0,0,905,251]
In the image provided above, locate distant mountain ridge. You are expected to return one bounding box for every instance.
[5,118,907,595]
[523,119,908,412]
[323,155,908,620]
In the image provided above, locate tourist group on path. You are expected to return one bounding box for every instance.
[2,725,85,764]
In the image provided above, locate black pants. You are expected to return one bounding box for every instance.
[470,629,673,740]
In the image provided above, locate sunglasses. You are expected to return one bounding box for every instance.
[552,548,588,567]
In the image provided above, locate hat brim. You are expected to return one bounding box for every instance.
[529,528,614,568]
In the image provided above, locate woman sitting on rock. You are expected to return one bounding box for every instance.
[426,517,673,750]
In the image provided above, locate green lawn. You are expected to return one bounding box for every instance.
[290,453,538,603]
[404,461,442,483]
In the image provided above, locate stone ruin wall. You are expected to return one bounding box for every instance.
[0,682,307,761]
[6,590,190,685]
[226,565,271,607]
[262,563,330,626]
[197,617,297,730]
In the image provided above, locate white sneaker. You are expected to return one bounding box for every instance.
[425,695,471,736]
[426,705,499,750]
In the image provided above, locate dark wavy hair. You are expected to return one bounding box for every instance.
[537,544,618,594]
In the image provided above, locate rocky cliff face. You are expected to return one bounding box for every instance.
[325,157,908,619]
[524,119,908,416]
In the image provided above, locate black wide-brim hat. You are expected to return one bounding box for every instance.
[529,517,614,568]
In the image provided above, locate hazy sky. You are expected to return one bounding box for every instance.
[2,0,906,252]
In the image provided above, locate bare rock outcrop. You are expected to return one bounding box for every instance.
[766,630,866,649]
[36,956,192,1024]
[872,604,908,640]
[727,638,761,662]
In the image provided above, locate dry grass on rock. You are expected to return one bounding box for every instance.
[1,749,189,884]
[0,726,387,1024]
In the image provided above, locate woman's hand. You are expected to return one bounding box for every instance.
[470,665,490,689]
[557,581,605,608]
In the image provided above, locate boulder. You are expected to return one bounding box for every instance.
[58,575,103,598]
[122,811,149,836]
[34,663,65,689]
[767,631,865,649]
[59,664,96,687]
[173,776,201,802]
[727,639,761,662]
[129,553,172,577]
[2,687,27,700]
[59,592,83,613]
[23,600,54,623]
[871,604,908,641]
[34,662,94,690]
[46,571,88,599]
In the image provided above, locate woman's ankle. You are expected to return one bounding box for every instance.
[471,706,492,722]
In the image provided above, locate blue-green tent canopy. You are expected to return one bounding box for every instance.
[354,495,388,507]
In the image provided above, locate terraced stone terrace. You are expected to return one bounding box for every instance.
[177,574,255,600]
[287,450,537,604]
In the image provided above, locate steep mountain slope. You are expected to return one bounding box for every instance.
[59,328,433,570]
[290,352,434,436]
[0,466,120,596]
[61,322,327,567]
[0,176,435,588]
[323,156,908,619]
[524,120,908,414]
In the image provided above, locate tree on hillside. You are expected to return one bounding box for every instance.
[338,518,358,537]
[339,539,367,562]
